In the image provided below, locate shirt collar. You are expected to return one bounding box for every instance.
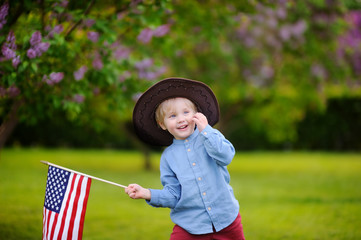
[172,128,199,145]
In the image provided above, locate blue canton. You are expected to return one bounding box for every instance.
[44,166,70,213]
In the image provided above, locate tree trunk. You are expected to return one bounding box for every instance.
[0,100,22,149]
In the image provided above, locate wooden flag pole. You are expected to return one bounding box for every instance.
[41,161,127,189]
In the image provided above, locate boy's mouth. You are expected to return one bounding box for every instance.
[177,124,188,130]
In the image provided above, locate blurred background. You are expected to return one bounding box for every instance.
[1,1,361,239]
[1,0,360,153]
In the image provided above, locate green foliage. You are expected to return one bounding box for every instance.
[0,0,171,128]
[1,0,360,147]
[1,149,361,239]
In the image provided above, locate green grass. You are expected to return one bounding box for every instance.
[0,149,360,239]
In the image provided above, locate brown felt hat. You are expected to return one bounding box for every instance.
[133,77,220,146]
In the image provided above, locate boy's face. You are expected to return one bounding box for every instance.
[159,98,197,140]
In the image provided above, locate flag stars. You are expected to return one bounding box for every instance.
[44,166,71,213]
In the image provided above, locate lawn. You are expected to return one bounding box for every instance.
[0,148,360,239]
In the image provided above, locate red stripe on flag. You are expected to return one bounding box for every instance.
[58,173,77,239]
[68,175,84,239]
[50,212,59,240]
[45,209,51,239]
[78,178,91,240]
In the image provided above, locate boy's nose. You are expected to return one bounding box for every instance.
[177,115,185,122]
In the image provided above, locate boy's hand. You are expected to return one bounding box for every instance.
[193,112,208,132]
[125,184,151,200]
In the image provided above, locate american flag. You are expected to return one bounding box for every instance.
[42,165,92,240]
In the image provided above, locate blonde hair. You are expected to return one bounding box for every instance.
[155,98,197,127]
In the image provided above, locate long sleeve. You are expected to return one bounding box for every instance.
[147,153,181,208]
[199,125,235,166]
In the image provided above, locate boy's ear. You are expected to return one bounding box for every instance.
[158,122,167,131]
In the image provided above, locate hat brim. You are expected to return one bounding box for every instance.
[133,77,220,146]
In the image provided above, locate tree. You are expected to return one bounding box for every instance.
[155,0,361,145]
[0,0,172,150]
[1,0,360,154]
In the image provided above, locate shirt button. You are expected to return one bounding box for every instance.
[198,177,202,181]
[204,132,207,135]
[187,149,191,152]
[208,207,211,211]
[192,163,196,166]
[203,192,206,196]
[185,140,188,143]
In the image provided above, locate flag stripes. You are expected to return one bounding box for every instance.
[42,166,91,240]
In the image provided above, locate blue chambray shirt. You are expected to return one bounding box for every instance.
[147,125,240,235]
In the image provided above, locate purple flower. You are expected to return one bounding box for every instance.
[45,25,52,32]
[92,58,103,70]
[0,3,9,19]
[292,20,307,37]
[137,28,153,44]
[138,66,167,80]
[346,10,361,28]
[60,0,69,8]
[73,94,85,103]
[135,58,153,69]
[38,42,50,52]
[84,19,95,28]
[53,24,64,34]
[7,85,20,98]
[1,31,17,59]
[0,2,9,30]
[276,6,287,19]
[30,31,42,46]
[27,48,37,59]
[6,31,16,49]
[12,55,20,68]
[53,0,69,8]
[44,72,64,85]
[87,31,100,42]
[33,42,50,57]
[47,24,64,38]
[113,46,131,60]
[337,10,361,76]
[279,24,292,41]
[153,24,171,37]
[27,32,50,58]
[42,75,51,85]
[2,46,16,59]
[50,72,64,83]
[73,66,88,80]
[311,63,327,79]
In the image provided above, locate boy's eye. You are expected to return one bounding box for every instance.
[169,114,176,118]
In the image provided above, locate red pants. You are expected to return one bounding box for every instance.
[170,213,245,240]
